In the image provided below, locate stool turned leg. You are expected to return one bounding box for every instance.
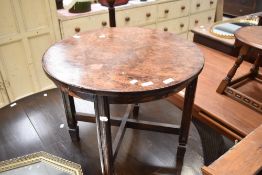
[61,91,79,141]
[94,96,114,175]
[250,54,262,78]
[133,103,140,119]
[217,45,249,94]
[178,78,198,157]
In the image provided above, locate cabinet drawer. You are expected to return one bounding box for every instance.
[178,32,188,39]
[142,24,156,29]
[61,13,109,38]
[189,10,215,30]
[190,0,217,14]
[157,0,189,21]
[116,5,157,27]
[156,16,189,34]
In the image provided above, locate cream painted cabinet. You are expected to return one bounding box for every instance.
[116,5,157,27]
[156,16,189,34]
[0,73,9,107]
[59,0,218,41]
[0,0,60,107]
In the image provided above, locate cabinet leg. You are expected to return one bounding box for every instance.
[179,78,198,151]
[61,91,79,141]
[94,96,114,175]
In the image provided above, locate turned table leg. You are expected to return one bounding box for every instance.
[178,78,198,158]
[217,45,250,94]
[94,96,114,175]
[250,53,262,78]
[61,91,79,141]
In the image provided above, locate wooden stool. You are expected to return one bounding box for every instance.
[42,27,204,175]
[217,26,262,113]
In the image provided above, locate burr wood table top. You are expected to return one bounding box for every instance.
[43,27,204,97]
[235,26,262,50]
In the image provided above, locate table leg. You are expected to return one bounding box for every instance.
[61,91,79,141]
[216,45,249,93]
[133,103,140,119]
[178,78,198,154]
[250,54,262,78]
[94,96,114,175]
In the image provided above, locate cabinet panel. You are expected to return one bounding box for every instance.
[142,24,156,29]
[116,5,157,27]
[178,32,188,39]
[0,40,35,101]
[190,0,217,14]
[19,0,49,31]
[157,0,189,21]
[156,17,189,34]
[0,73,9,108]
[61,13,109,38]
[28,34,54,90]
[189,9,215,30]
[0,0,19,38]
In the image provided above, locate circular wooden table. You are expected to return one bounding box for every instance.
[43,27,204,175]
[217,26,262,113]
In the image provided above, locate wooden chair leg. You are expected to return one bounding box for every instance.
[216,45,250,94]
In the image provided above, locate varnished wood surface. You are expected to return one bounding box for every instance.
[168,45,262,139]
[43,27,204,97]
[235,26,262,50]
[0,89,204,175]
[202,124,262,175]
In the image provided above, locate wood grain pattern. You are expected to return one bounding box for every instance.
[235,26,262,50]
[168,45,262,139]
[43,27,204,98]
[202,124,262,175]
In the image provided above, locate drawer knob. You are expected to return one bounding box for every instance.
[164,9,169,14]
[181,6,186,10]
[195,20,199,24]
[208,16,212,21]
[125,17,130,22]
[180,23,184,28]
[164,27,168,32]
[101,21,107,26]
[196,3,200,7]
[210,0,214,4]
[75,27,80,33]
[146,13,151,17]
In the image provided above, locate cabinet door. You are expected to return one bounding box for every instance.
[0,0,59,103]
[0,73,9,108]
[0,40,36,101]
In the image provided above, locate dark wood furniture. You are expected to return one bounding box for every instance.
[217,26,262,113]
[192,12,262,57]
[42,27,204,175]
[202,124,262,175]
[224,0,262,17]
[168,44,262,165]
[168,44,262,141]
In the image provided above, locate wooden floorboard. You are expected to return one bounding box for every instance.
[0,88,203,175]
